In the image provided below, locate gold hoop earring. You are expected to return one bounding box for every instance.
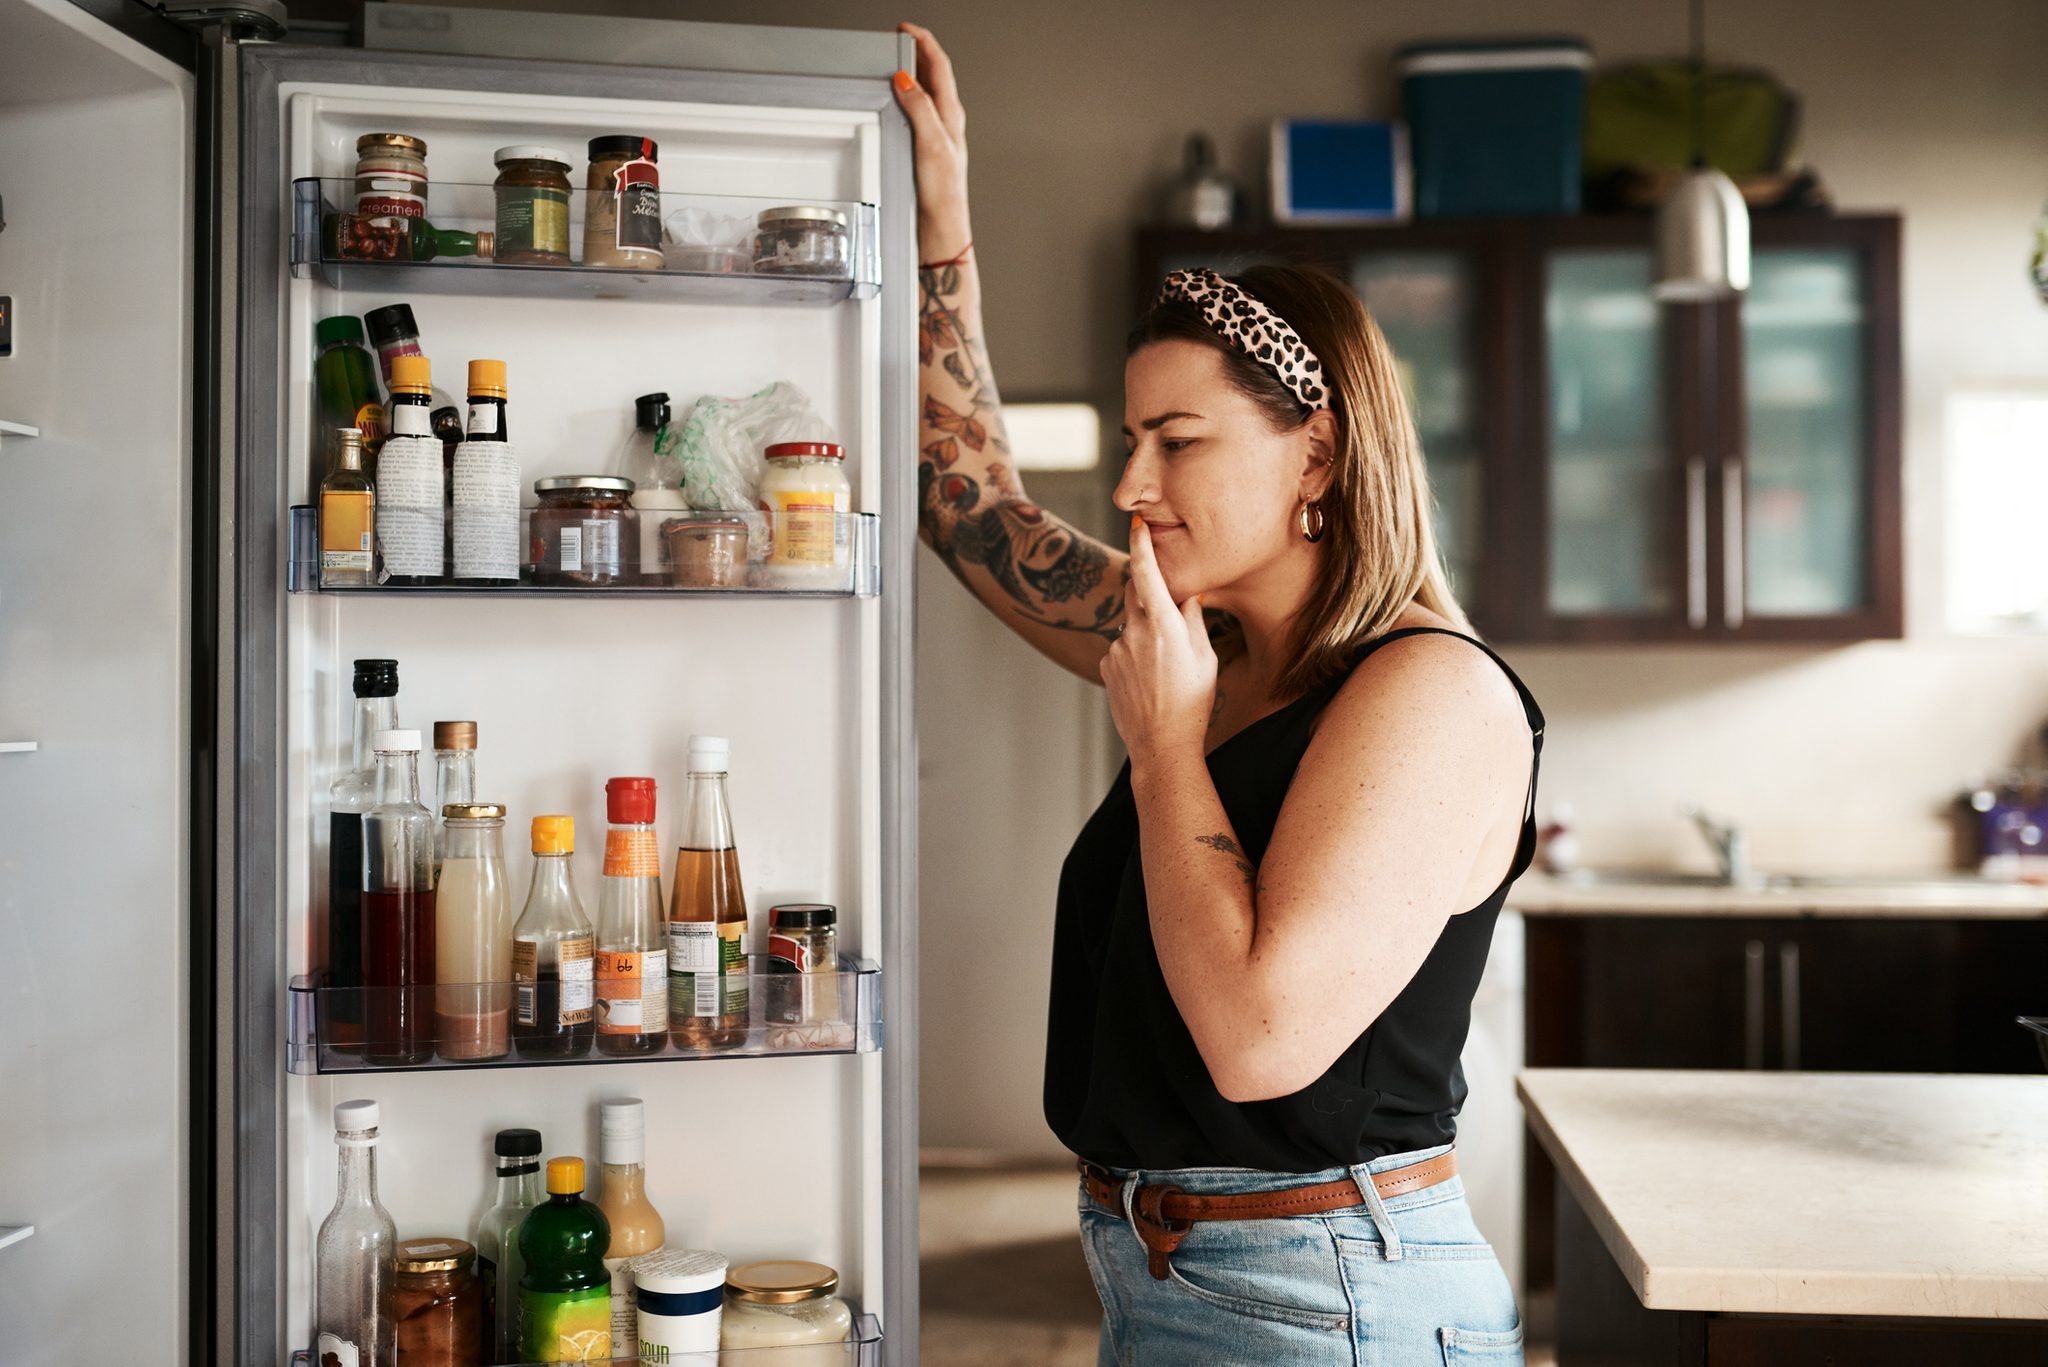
[1298,499,1326,543]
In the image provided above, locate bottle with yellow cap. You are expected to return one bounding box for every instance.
[452,358,522,583]
[374,352,446,584]
[511,815,595,1059]
[517,1156,612,1363]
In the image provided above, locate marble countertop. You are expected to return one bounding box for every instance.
[1517,1068,2048,1319]
[1507,871,2048,918]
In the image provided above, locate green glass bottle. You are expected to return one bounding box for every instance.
[517,1156,612,1363]
[324,213,496,263]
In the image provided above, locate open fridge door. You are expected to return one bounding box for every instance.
[217,20,918,1366]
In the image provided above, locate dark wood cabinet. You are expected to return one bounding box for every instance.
[1135,214,1902,644]
[1521,912,2048,1291]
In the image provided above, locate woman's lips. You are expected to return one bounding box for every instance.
[1143,521,1185,535]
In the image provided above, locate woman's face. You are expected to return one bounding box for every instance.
[1116,339,1326,603]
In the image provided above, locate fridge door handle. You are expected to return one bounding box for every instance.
[1686,456,1709,629]
[0,742,38,753]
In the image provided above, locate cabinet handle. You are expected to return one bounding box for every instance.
[1779,941,1801,1070]
[0,742,37,754]
[1686,457,1709,629]
[1723,460,1746,630]
[1743,939,1766,1069]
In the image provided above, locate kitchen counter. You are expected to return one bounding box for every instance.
[1507,870,2048,918]
[1519,1068,2048,1362]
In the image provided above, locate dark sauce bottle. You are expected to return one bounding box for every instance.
[325,658,398,1053]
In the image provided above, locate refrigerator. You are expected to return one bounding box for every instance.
[0,2,919,1363]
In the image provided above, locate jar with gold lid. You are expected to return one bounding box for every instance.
[720,1260,853,1353]
[354,132,428,224]
[394,1236,484,1367]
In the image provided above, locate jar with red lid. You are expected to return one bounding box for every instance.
[756,441,850,589]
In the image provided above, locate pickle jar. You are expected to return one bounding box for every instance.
[394,1236,484,1367]
[492,145,572,265]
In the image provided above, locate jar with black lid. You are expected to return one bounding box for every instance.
[584,135,664,270]
[529,476,639,586]
[492,145,572,265]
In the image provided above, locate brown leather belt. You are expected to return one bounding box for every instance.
[1079,1149,1459,1281]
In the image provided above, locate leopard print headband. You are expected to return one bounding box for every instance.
[1156,268,1329,411]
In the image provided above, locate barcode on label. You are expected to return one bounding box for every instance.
[516,984,534,1024]
[558,525,582,572]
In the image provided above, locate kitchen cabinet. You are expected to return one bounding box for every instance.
[1520,912,2048,1292]
[1135,214,1902,644]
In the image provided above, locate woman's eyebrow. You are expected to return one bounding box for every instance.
[1119,411,1206,437]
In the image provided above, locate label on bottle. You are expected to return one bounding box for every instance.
[605,1253,645,1358]
[497,185,571,258]
[557,525,582,573]
[669,920,748,1019]
[466,403,501,438]
[597,950,649,1032]
[614,159,663,251]
[320,490,374,572]
[580,517,622,575]
[519,1283,611,1363]
[763,489,845,566]
[603,829,660,878]
[559,934,595,1023]
[375,432,445,578]
[315,1333,361,1367]
[452,440,521,580]
[355,171,426,222]
[351,400,388,451]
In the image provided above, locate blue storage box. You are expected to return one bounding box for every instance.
[1269,119,1409,223]
[1398,38,1591,217]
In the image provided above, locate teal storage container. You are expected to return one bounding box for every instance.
[1398,38,1591,217]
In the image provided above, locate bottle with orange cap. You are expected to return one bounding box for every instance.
[511,814,595,1059]
[517,1155,612,1363]
[374,352,446,584]
[452,358,521,583]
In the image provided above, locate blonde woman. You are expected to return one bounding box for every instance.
[898,23,1542,1364]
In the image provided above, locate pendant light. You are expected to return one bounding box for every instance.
[1654,0,1750,300]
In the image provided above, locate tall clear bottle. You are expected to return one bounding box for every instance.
[513,815,596,1059]
[597,777,668,1055]
[363,729,436,1066]
[669,735,750,1050]
[437,802,512,1061]
[314,1099,398,1367]
[473,1126,545,1366]
[596,1098,666,1359]
[328,658,399,1054]
[430,719,478,867]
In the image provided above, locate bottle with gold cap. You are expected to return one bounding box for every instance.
[517,1156,612,1363]
[512,814,595,1059]
[452,358,522,583]
[374,352,446,584]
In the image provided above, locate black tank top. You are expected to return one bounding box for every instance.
[1043,627,1546,1172]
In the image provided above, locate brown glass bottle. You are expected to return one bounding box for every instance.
[668,736,749,1050]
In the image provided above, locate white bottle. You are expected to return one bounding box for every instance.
[623,391,686,582]
[375,354,445,582]
[452,359,521,582]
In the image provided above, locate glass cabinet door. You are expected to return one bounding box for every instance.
[1350,252,1483,615]
[1543,249,1679,618]
[1738,247,1869,618]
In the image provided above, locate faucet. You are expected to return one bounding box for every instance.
[1681,805,1756,887]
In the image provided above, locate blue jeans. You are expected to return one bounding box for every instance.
[1078,1143,1525,1366]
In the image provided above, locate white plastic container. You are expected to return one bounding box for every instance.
[635,1247,727,1358]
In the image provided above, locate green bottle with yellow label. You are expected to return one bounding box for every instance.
[518,1156,612,1362]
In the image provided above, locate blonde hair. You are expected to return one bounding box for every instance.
[1127,264,1470,698]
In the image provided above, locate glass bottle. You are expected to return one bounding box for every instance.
[326,213,495,263]
[518,1156,613,1364]
[596,1098,666,1360]
[314,1099,399,1367]
[363,729,436,1066]
[473,1127,544,1366]
[328,658,399,1054]
[670,735,750,1050]
[315,315,387,472]
[513,815,595,1059]
[597,777,669,1055]
[363,303,465,472]
[453,359,522,584]
[320,426,377,588]
[435,803,512,1062]
[430,719,478,866]
[376,353,445,585]
[621,392,685,582]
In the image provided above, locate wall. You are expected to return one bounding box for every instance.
[420,0,2048,1156]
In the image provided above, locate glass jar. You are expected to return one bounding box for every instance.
[584,134,664,270]
[394,1236,485,1367]
[662,514,750,589]
[764,903,840,1030]
[753,206,851,277]
[757,442,851,590]
[529,477,639,586]
[354,132,428,225]
[720,1260,852,1356]
[492,145,572,266]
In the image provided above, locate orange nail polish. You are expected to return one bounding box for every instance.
[1130,514,1143,533]
[893,69,916,93]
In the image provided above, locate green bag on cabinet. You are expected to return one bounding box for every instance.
[1583,62,1800,179]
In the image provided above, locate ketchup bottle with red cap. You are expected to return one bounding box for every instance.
[596,776,670,1054]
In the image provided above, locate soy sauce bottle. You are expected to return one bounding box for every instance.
[512,815,595,1059]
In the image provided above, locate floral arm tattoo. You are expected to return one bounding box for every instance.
[1195,832,1257,887]
[917,262,1126,641]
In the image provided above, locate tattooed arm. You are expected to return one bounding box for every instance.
[895,24,1129,684]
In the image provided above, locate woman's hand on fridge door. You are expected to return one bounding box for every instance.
[893,22,972,262]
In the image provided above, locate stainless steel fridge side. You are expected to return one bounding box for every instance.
[232,38,920,1365]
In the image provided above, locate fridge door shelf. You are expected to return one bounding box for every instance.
[288,956,882,1075]
[289,508,881,598]
[292,178,880,302]
[287,1313,882,1365]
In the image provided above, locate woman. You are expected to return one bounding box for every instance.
[896,23,1542,1364]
